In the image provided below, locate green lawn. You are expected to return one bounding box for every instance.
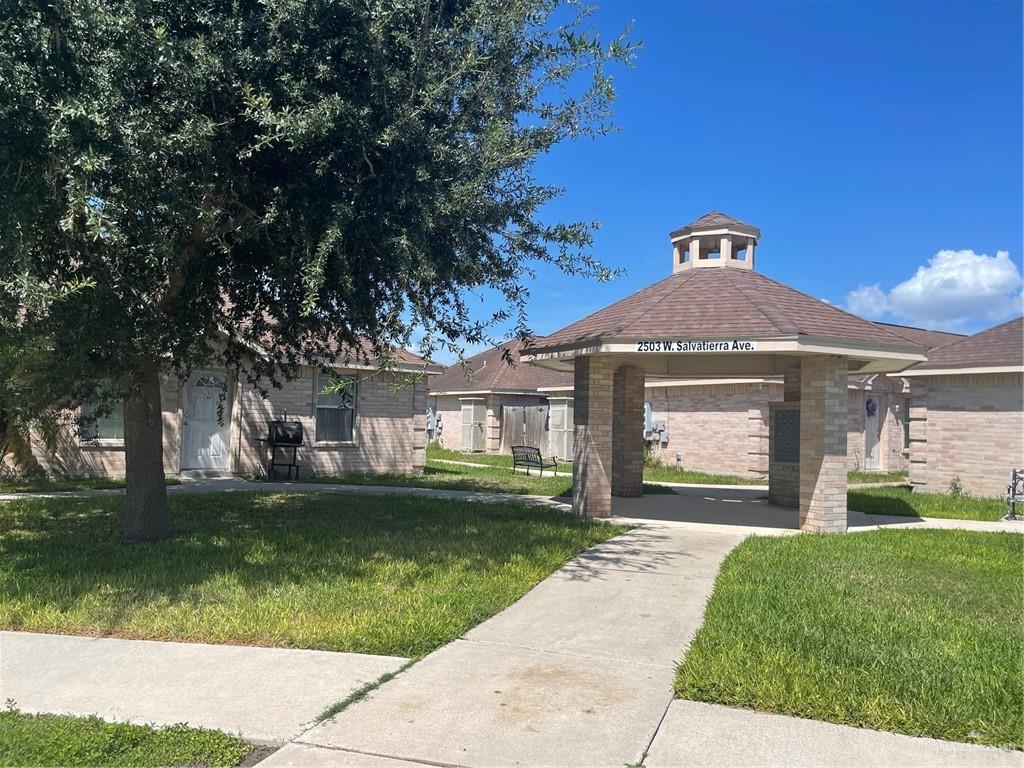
[0,708,252,768]
[0,476,181,494]
[641,464,766,486]
[429,445,908,488]
[676,529,1023,748]
[311,460,677,497]
[0,492,621,657]
[847,469,909,484]
[849,485,1006,521]
[427,443,548,469]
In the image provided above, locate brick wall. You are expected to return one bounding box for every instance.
[647,382,778,479]
[237,366,426,477]
[910,372,1023,497]
[430,375,911,480]
[431,395,465,450]
[29,375,183,477]
[30,366,425,479]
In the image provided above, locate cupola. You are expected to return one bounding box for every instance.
[669,211,760,273]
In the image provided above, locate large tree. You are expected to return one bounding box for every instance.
[0,0,632,541]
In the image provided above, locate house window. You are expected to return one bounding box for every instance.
[315,371,356,442]
[80,397,124,442]
[902,399,911,450]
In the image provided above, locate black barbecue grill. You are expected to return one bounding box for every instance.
[257,416,304,480]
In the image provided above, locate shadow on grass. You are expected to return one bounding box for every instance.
[0,491,625,653]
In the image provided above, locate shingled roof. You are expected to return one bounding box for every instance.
[534,267,920,350]
[907,317,1023,372]
[670,211,761,239]
[871,322,965,350]
[430,340,573,394]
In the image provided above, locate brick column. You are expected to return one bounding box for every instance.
[612,364,645,497]
[572,356,615,518]
[908,379,928,489]
[783,366,801,402]
[411,379,428,474]
[799,355,849,533]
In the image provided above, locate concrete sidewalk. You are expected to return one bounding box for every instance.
[646,700,1022,768]
[611,486,1023,535]
[0,631,407,742]
[0,476,573,512]
[262,524,747,767]
[4,478,1018,537]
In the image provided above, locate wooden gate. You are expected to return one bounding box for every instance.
[500,405,548,453]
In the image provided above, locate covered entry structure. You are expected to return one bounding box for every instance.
[526,212,927,532]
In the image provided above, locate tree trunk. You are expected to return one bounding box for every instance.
[122,363,171,542]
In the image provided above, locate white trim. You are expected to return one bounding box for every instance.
[901,365,1024,377]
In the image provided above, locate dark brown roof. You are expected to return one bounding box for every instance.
[670,211,760,239]
[318,335,438,369]
[535,267,920,349]
[910,317,1023,371]
[430,340,573,393]
[871,322,965,350]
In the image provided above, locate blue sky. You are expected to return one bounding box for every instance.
[446,0,1022,359]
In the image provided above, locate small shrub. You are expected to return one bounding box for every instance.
[949,475,966,497]
[642,445,663,469]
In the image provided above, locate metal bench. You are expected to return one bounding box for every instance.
[511,445,558,477]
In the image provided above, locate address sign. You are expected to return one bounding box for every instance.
[634,339,759,353]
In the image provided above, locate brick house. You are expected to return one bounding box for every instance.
[427,340,575,458]
[904,316,1024,496]
[29,345,442,479]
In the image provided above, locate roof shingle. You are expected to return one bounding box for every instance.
[670,211,761,239]
[870,322,965,350]
[909,317,1023,371]
[430,340,573,393]
[535,268,920,349]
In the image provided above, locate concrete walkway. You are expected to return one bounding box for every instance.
[646,700,1022,768]
[0,631,407,742]
[612,485,1023,535]
[259,516,1021,767]
[2,476,1019,535]
[261,523,746,767]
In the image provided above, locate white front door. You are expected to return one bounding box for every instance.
[182,371,231,470]
[864,395,881,471]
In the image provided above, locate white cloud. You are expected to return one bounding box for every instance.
[844,283,889,319]
[845,249,1023,330]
